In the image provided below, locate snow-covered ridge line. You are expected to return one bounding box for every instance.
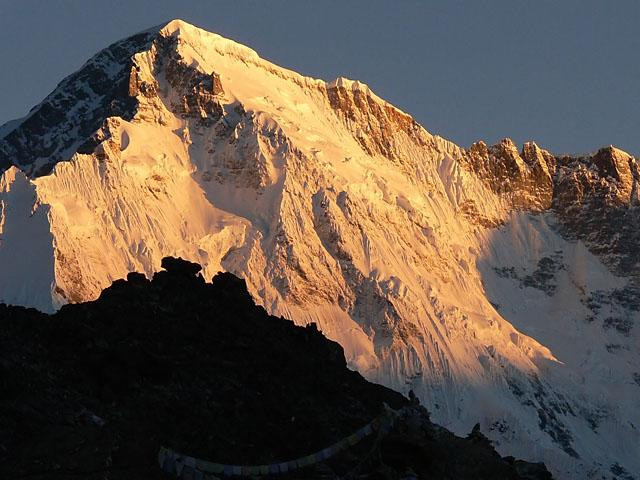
[161,20,398,102]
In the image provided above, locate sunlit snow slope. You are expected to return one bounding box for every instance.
[0,20,638,479]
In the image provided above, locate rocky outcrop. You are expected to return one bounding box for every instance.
[465,138,640,282]
[325,78,433,164]
[552,147,640,280]
[462,139,555,211]
[591,146,635,188]
[0,257,552,479]
[555,146,638,208]
[154,35,225,125]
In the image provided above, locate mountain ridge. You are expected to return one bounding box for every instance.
[0,19,637,479]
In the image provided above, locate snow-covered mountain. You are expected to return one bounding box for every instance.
[0,20,637,479]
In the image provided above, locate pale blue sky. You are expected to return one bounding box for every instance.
[1,0,638,155]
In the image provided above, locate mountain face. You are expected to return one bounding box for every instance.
[0,256,552,479]
[0,20,637,479]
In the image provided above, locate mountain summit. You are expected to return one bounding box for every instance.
[0,20,638,479]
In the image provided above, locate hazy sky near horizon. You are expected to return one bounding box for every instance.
[0,0,638,155]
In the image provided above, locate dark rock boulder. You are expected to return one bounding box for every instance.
[160,255,202,277]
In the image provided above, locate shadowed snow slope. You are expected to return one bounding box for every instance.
[0,19,637,479]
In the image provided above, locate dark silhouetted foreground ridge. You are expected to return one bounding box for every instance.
[0,257,552,479]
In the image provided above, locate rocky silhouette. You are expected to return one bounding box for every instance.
[0,257,551,479]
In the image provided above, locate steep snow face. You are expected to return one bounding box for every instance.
[477,214,640,477]
[0,19,637,479]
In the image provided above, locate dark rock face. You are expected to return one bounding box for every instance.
[153,35,224,126]
[494,252,565,296]
[0,32,156,176]
[0,26,226,178]
[0,257,551,479]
